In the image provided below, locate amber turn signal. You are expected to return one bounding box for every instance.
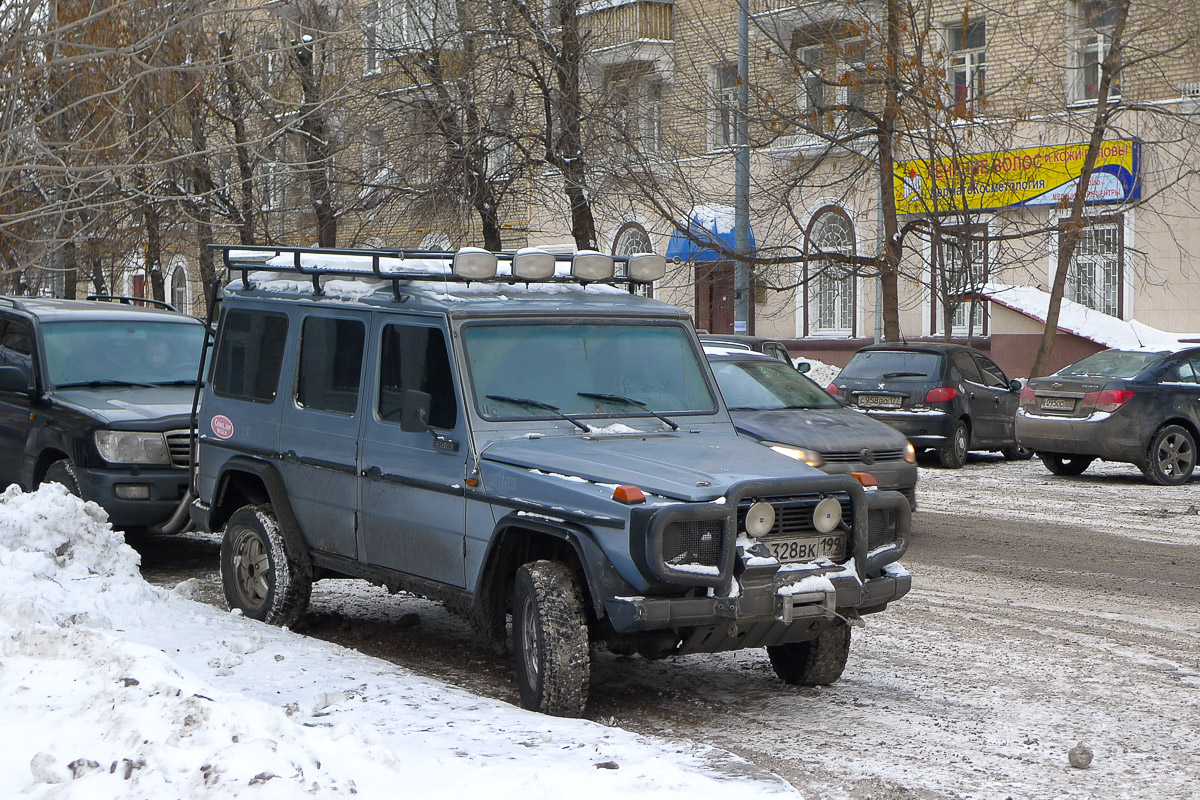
[611,485,646,504]
[850,472,878,488]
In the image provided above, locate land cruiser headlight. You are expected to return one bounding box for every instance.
[766,442,825,468]
[94,431,171,465]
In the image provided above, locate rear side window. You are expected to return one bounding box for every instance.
[951,350,983,384]
[0,317,34,374]
[213,310,289,402]
[839,350,941,380]
[378,324,458,429]
[296,316,366,414]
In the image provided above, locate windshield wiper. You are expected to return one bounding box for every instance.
[149,379,199,386]
[577,391,679,431]
[56,379,156,389]
[485,394,591,433]
[881,372,927,379]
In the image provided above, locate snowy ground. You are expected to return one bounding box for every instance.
[0,484,792,799]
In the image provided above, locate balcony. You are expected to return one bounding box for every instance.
[582,0,674,82]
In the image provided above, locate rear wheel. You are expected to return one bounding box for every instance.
[1141,425,1196,485]
[512,560,590,716]
[937,420,969,469]
[220,504,311,627]
[1040,453,1094,476]
[44,459,81,496]
[1001,445,1033,461]
[767,621,851,686]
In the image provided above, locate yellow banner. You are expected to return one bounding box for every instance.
[893,140,1140,214]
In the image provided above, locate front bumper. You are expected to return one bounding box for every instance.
[72,465,190,527]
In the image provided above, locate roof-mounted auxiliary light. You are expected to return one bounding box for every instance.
[453,247,498,280]
[626,252,666,282]
[571,251,615,281]
[511,248,556,280]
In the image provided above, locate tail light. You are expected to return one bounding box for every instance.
[1020,386,1036,410]
[1083,388,1134,413]
[925,386,958,404]
[826,383,840,396]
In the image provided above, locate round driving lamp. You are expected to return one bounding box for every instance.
[812,496,843,533]
[745,501,775,537]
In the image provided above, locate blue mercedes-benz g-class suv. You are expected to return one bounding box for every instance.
[192,245,911,716]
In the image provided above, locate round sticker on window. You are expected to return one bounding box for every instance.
[211,415,235,439]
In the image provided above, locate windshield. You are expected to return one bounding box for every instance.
[1055,349,1167,379]
[839,350,941,380]
[711,359,838,410]
[42,320,206,386]
[464,322,716,420]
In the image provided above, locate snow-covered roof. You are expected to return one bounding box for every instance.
[978,283,1199,351]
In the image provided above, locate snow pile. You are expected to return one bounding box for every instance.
[982,284,1198,351]
[0,485,794,799]
[795,356,840,387]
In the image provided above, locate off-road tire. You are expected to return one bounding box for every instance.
[44,459,81,496]
[938,420,969,469]
[1040,453,1094,476]
[511,560,590,716]
[1141,425,1196,486]
[220,504,312,627]
[767,621,852,686]
[1001,445,1033,461]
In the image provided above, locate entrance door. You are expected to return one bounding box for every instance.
[696,262,755,334]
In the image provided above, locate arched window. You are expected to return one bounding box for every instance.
[167,263,190,314]
[805,209,855,336]
[613,222,654,297]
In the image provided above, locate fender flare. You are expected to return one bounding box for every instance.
[213,456,311,574]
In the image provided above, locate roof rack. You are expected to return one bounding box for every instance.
[211,243,666,301]
[86,294,179,312]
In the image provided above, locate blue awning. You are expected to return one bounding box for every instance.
[665,204,755,262]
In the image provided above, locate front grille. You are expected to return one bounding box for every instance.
[821,448,907,463]
[867,508,898,551]
[737,494,854,538]
[662,519,723,568]
[165,430,194,468]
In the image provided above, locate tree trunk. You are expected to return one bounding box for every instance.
[292,38,337,248]
[875,0,904,341]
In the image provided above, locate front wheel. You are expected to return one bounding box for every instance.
[44,459,81,496]
[1039,453,1094,476]
[938,420,969,469]
[1141,425,1196,485]
[767,621,851,686]
[220,504,311,627]
[512,560,590,716]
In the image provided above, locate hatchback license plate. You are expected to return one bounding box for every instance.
[858,394,902,409]
[765,535,846,563]
[1039,396,1074,411]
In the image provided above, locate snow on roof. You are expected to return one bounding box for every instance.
[690,204,736,235]
[0,483,792,798]
[979,284,1198,351]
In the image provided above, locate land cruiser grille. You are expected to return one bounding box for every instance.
[737,494,854,538]
[867,507,898,551]
[821,448,906,463]
[662,520,723,568]
[165,430,193,468]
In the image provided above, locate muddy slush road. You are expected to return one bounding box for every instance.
[136,456,1200,800]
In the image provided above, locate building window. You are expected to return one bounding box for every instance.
[613,222,654,298]
[798,45,825,128]
[363,1,381,74]
[842,39,867,130]
[805,209,855,336]
[381,0,439,48]
[1070,0,1121,103]
[259,159,286,211]
[1064,217,1122,316]
[710,63,738,150]
[168,264,189,314]
[947,20,986,116]
[486,103,514,176]
[605,65,663,158]
[935,226,988,336]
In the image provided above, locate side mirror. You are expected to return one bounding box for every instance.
[400,389,431,433]
[795,361,811,374]
[1009,378,1023,393]
[0,366,33,394]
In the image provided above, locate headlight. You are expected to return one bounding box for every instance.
[94,431,171,465]
[745,501,776,537]
[904,442,917,463]
[813,496,843,533]
[767,443,825,468]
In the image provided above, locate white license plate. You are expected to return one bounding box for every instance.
[1039,396,1075,411]
[858,394,902,409]
[765,535,846,563]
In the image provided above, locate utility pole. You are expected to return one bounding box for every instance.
[734,0,751,334]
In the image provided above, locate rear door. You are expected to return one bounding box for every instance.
[357,317,468,587]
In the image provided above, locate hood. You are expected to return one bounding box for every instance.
[51,385,196,427]
[481,431,828,502]
[729,407,911,453]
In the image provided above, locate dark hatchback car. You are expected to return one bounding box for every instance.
[829,343,1025,468]
[0,297,206,530]
[1016,347,1200,485]
[699,334,795,365]
[707,349,918,506]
